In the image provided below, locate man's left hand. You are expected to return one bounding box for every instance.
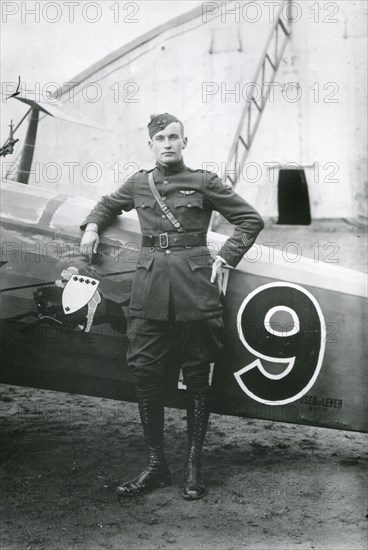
[211,256,224,292]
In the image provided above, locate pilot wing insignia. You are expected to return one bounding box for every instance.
[179,189,196,195]
[62,275,100,314]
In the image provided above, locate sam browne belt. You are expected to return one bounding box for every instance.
[145,172,207,249]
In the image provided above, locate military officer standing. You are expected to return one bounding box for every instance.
[80,113,264,500]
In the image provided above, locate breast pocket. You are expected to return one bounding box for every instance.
[173,197,204,230]
[134,198,157,231]
[174,197,204,210]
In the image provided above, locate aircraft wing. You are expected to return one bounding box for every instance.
[9,95,110,131]
[0,181,367,432]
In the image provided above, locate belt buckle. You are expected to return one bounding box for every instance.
[159,232,169,249]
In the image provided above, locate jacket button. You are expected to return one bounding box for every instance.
[165,249,171,255]
[164,180,169,184]
[162,196,167,201]
[187,203,191,208]
[142,204,145,208]
[162,214,165,219]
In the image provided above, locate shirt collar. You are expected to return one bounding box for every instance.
[155,158,186,176]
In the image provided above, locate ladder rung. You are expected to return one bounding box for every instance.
[252,98,262,112]
[265,53,276,70]
[278,16,290,36]
[238,135,249,149]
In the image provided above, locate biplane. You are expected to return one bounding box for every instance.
[1,1,366,434]
[0,178,366,433]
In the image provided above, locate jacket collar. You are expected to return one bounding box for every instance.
[155,158,186,176]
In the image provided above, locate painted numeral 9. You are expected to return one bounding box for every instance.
[234,282,326,405]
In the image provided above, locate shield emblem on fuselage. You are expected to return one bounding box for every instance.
[62,275,100,314]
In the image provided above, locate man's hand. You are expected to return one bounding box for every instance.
[80,224,99,262]
[210,256,224,292]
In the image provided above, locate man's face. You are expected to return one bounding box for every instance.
[149,121,188,165]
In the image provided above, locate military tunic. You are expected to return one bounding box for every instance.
[81,160,264,322]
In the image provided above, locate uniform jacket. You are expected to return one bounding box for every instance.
[80,160,264,321]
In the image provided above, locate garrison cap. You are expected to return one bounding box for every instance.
[148,113,181,138]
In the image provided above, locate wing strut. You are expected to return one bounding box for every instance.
[16,108,39,184]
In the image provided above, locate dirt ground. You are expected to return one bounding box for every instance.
[1,220,367,550]
[1,385,367,550]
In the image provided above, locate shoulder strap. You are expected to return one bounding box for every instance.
[148,171,185,233]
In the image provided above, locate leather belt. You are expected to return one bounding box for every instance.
[142,232,207,249]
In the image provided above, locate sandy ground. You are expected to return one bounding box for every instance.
[1,220,367,550]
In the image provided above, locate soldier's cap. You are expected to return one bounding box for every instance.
[148,113,182,138]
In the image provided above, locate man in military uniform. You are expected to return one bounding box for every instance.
[80,113,264,500]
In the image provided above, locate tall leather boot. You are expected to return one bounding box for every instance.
[182,393,209,500]
[116,396,171,497]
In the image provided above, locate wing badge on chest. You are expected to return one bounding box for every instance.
[179,190,196,196]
